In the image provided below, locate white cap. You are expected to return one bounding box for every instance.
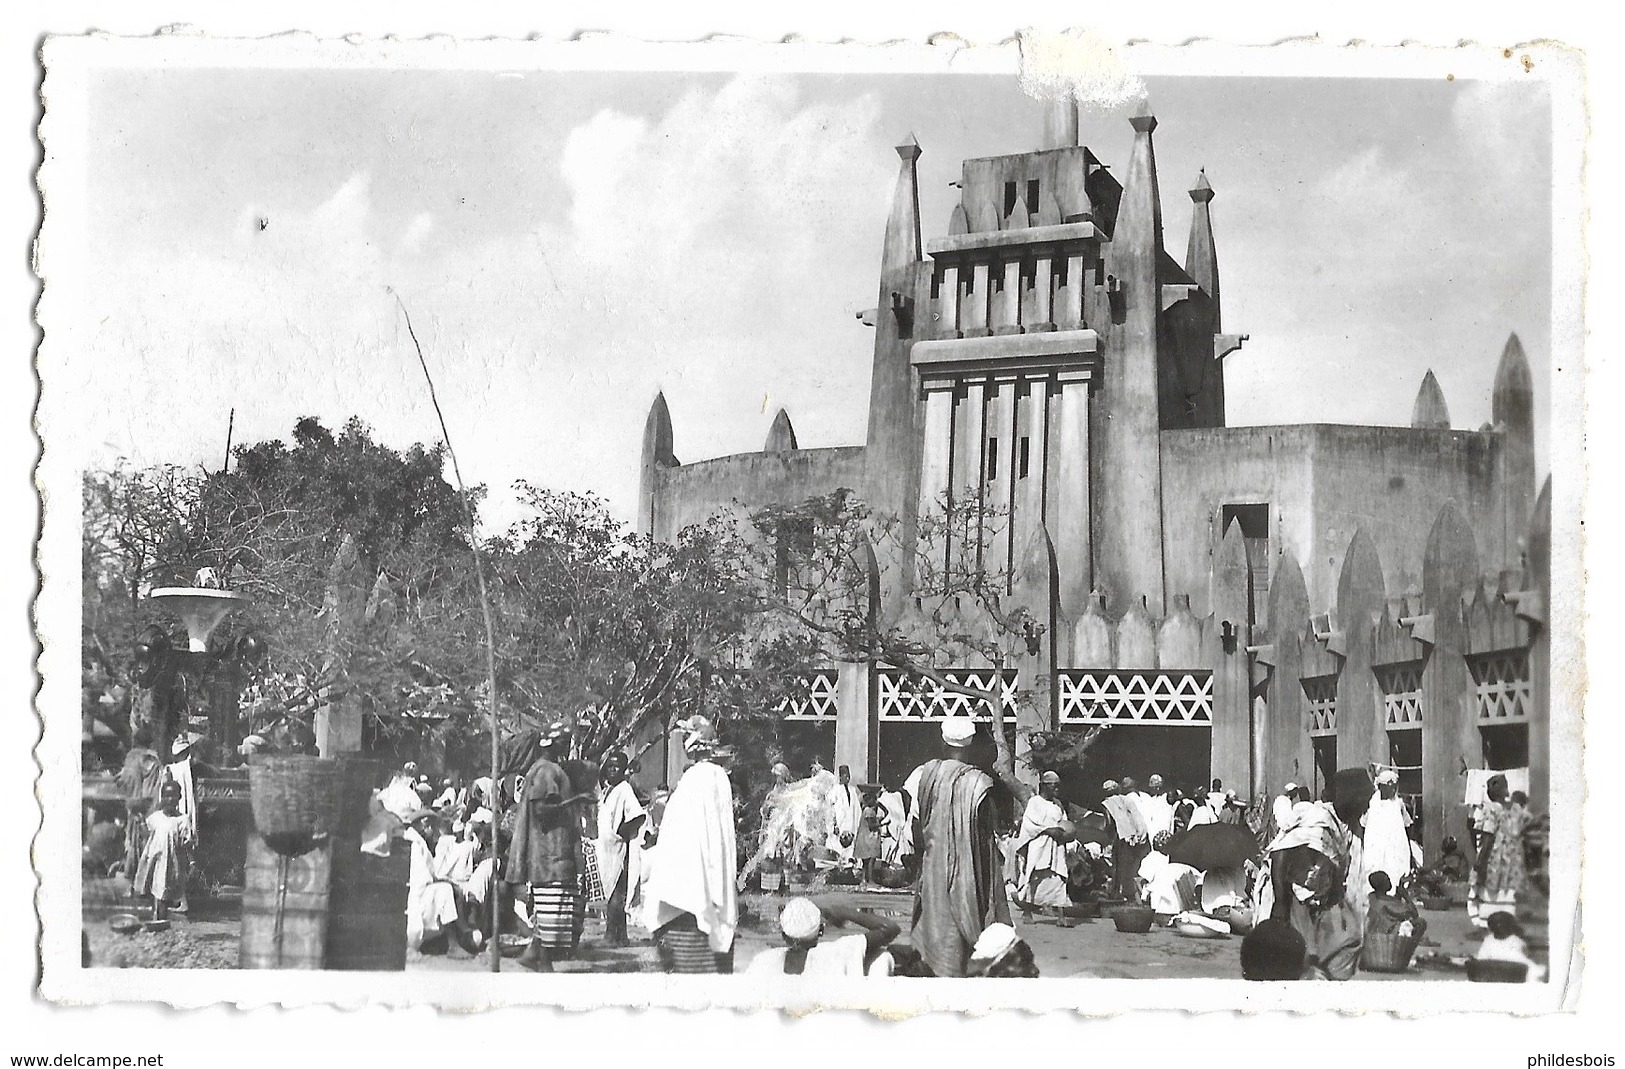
[970,923,1019,964]
[778,898,824,942]
[1375,768,1400,786]
[1040,771,1061,784]
[1283,782,1298,793]
[1102,779,1120,791]
[941,717,976,747]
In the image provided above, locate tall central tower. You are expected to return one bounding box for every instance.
[864,100,1238,620]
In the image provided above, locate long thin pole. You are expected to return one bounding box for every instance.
[223,408,235,474]
[390,288,504,974]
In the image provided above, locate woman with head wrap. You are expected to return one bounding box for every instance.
[1469,773,1534,928]
[504,721,591,972]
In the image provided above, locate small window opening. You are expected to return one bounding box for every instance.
[1003,181,1019,218]
[1018,436,1031,479]
[1026,179,1041,216]
[986,438,999,481]
[1055,258,1070,288]
[993,269,1005,294]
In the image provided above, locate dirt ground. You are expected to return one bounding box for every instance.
[85,878,1546,979]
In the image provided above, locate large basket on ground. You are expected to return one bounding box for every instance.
[248,755,346,857]
[1359,930,1420,973]
[1442,880,1471,906]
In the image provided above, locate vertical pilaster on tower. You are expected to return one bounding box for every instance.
[637,392,677,538]
[1091,99,1168,617]
[1185,169,1219,306]
[865,134,931,618]
[1411,369,1452,429]
[1492,332,1536,563]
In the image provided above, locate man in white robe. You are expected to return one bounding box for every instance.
[1014,772,1072,915]
[641,729,739,967]
[1139,774,1176,842]
[1361,769,1414,891]
[826,765,862,863]
[596,752,648,947]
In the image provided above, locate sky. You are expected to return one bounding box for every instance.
[71,69,1553,534]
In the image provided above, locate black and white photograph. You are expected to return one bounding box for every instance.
[28,30,1586,1018]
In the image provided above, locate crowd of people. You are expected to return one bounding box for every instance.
[98,703,1541,982]
[350,713,1548,982]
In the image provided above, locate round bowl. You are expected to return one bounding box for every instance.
[1109,906,1156,934]
[143,919,171,934]
[108,913,142,935]
[497,934,529,959]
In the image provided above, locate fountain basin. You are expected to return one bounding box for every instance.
[148,588,253,652]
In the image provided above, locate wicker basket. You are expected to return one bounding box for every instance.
[1110,905,1156,934]
[1443,880,1471,906]
[249,755,346,854]
[1360,930,1420,973]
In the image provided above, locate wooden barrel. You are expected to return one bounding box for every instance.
[325,841,409,971]
[241,835,330,969]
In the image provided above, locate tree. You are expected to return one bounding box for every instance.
[81,417,491,761]
[486,485,816,770]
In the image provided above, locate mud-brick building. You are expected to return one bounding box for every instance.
[635,101,1550,855]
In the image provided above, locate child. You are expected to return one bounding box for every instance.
[132,781,192,922]
[1365,871,1427,941]
[1476,910,1545,982]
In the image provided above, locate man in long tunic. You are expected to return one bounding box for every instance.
[595,751,647,947]
[505,723,586,972]
[1360,768,1413,893]
[904,717,1010,978]
[1014,771,1072,917]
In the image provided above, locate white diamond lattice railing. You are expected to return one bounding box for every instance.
[1056,670,1213,726]
[1377,661,1425,728]
[1469,650,1532,724]
[779,669,840,721]
[1303,675,1339,737]
[876,668,1018,722]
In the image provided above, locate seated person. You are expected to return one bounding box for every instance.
[1476,911,1545,983]
[1365,871,1427,941]
[1240,919,1310,981]
[965,923,1040,978]
[745,897,901,977]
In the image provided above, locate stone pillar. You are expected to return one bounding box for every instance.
[935,264,961,340]
[1522,479,1551,812]
[1421,504,1479,861]
[834,660,878,783]
[985,380,1017,583]
[1262,551,1311,795]
[919,386,956,575]
[1010,381,1046,596]
[963,263,991,336]
[1208,522,1252,791]
[1011,525,1060,790]
[315,700,363,758]
[992,261,1021,334]
[1057,254,1085,329]
[1031,256,1054,331]
[954,381,988,569]
[1047,379,1092,617]
[1334,528,1388,769]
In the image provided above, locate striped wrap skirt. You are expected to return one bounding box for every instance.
[529,883,579,949]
